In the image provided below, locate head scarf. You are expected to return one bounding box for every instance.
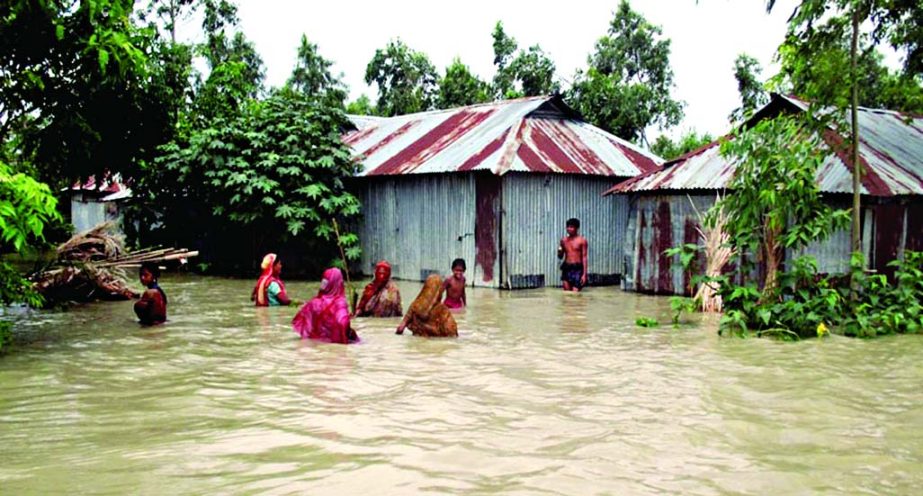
[293,268,351,343]
[254,253,284,306]
[409,275,445,321]
[360,261,391,303]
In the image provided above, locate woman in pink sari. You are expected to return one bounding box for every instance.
[292,268,358,344]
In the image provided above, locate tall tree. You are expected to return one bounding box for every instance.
[345,94,376,116]
[287,35,347,108]
[191,0,264,125]
[566,1,683,144]
[729,53,769,123]
[767,0,923,259]
[437,58,491,109]
[491,21,518,99]
[364,39,438,117]
[490,21,559,99]
[1,1,172,185]
[650,130,714,161]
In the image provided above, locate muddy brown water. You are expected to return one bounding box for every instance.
[1,275,921,495]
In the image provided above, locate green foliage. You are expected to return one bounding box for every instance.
[2,0,174,186]
[842,252,923,337]
[719,252,923,339]
[729,53,768,123]
[768,0,922,78]
[718,114,849,297]
[650,130,713,161]
[566,0,683,143]
[437,58,492,109]
[771,27,923,114]
[635,317,659,328]
[193,31,265,125]
[345,94,376,116]
[0,159,58,306]
[0,161,60,253]
[287,34,347,108]
[490,21,559,99]
[148,89,361,262]
[669,296,696,327]
[364,39,438,116]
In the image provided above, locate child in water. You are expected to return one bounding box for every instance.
[442,258,467,309]
[134,262,167,325]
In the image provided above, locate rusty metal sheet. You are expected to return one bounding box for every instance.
[344,96,663,178]
[606,94,923,197]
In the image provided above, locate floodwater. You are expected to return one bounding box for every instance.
[1,275,922,495]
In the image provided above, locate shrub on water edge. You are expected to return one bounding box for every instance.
[716,251,923,339]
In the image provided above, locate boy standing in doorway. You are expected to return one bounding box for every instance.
[558,218,588,292]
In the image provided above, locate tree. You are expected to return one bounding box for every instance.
[147,89,361,269]
[287,35,347,108]
[0,159,60,311]
[491,21,518,99]
[507,45,559,97]
[437,58,491,109]
[364,39,438,116]
[650,130,714,161]
[0,1,171,186]
[345,94,376,116]
[729,53,768,123]
[766,0,923,264]
[566,1,683,144]
[718,115,849,298]
[490,21,559,99]
[190,0,264,125]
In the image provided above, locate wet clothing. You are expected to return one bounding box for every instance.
[253,253,288,306]
[443,296,464,309]
[355,261,403,317]
[401,275,458,337]
[561,262,585,289]
[134,282,167,325]
[292,268,357,344]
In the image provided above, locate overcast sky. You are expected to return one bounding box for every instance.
[179,0,804,140]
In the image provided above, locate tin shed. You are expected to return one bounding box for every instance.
[346,96,662,288]
[606,94,923,294]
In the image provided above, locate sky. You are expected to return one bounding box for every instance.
[179,0,804,141]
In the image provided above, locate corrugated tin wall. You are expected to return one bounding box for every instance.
[622,194,919,295]
[71,195,120,233]
[622,194,716,295]
[501,173,625,289]
[355,174,479,284]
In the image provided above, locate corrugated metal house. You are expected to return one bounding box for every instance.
[606,94,923,294]
[345,95,662,288]
[69,176,132,233]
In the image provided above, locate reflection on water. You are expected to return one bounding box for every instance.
[1,274,922,495]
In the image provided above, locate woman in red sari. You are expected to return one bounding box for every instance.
[292,268,358,344]
[354,260,402,318]
[252,253,291,306]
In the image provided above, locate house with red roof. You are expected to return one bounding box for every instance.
[605,94,923,294]
[345,95,663,288]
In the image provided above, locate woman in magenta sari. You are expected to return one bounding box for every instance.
[292,268,358,344]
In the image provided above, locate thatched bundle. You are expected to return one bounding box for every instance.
[31,222,197,305]
[691,195,736,313]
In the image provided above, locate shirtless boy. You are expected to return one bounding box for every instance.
[557,218,588,292]
[442,258,467,309]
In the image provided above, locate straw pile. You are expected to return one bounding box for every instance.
[691,195,736,313]
[32,222,197,305]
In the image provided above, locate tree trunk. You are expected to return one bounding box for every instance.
[850,7,862,259]
[762,221,782,301]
